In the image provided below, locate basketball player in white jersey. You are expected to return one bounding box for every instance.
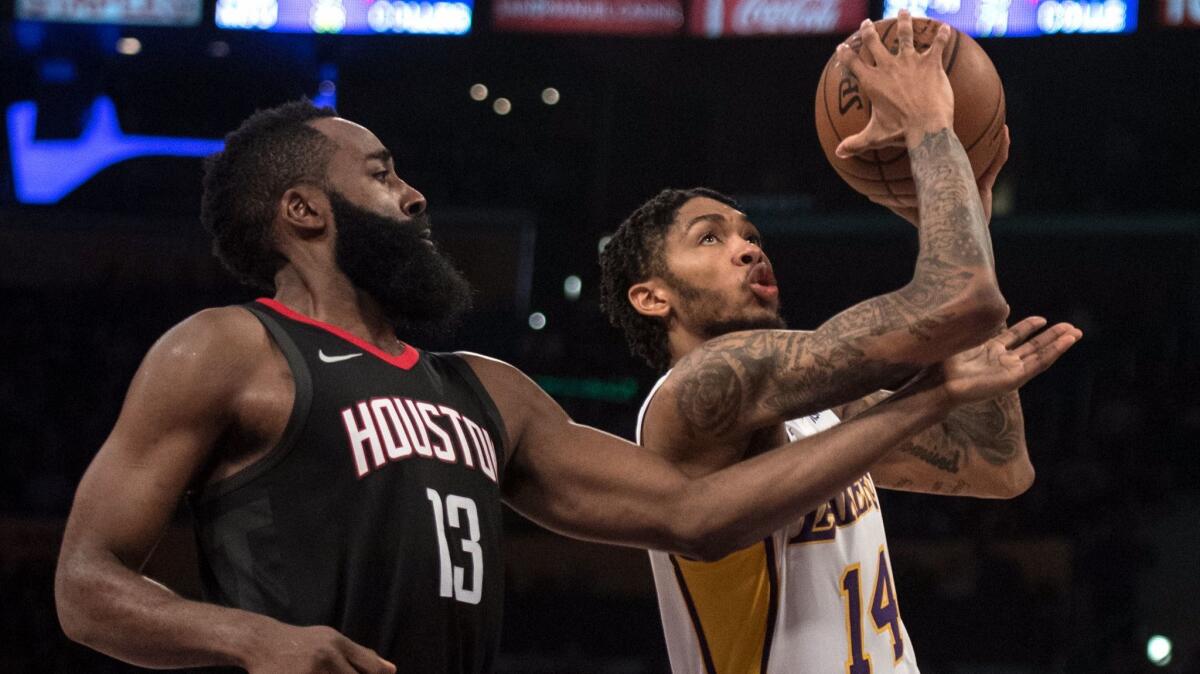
[599,13,1082,673]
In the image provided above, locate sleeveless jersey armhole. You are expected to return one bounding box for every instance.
[441,352,510,467]
[191,303,315,504]
[636,370,673,446]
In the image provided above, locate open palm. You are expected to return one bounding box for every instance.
[941,316,1082,404]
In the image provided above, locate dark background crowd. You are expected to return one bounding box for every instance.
[1,0,1197,671]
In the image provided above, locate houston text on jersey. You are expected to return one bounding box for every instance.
[340,396,500,482]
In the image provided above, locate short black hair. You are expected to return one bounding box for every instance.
[598,187,738,372]
[200,99,338,289]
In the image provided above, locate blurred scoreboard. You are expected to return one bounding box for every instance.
[492,0,865,35]
[16,0,202,25]
[1161,0,1200,25]
[882,0,1136,35]
[215,0,473,34]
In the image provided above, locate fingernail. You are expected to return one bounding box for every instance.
[861,18,872,27]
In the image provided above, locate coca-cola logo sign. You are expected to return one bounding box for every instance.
[731,0,843,32]
[688,0,863,35]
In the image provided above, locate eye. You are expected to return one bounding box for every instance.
[700,232,718,245]
[746,234,763,247]
[374,170,390,183]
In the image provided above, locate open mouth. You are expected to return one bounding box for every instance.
[747,263,778,300]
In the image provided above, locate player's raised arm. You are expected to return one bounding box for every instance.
[652,14,1004,443]
[55,309,394,674]
[465,326,1073,560]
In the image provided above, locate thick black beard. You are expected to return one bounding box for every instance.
[331,192,473,342]
[664,270,787,338]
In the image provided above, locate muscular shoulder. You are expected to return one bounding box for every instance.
[134,305,274,409]
[638,370,743,474]
[453,352,524,388]
[149,306,268,370]
[453,351,556,411]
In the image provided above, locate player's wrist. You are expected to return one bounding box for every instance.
[903,116,955,150]
[225,612,286,669]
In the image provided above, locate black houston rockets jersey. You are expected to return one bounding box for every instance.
[189,298,507,672]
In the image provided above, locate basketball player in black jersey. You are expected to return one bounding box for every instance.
[57,83,1070,672]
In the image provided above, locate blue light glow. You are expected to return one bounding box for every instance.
[881,0,1136,36]
[7,96,225,205]
[216,0,473,34]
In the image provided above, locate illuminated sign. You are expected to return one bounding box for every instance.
[16,0,203,26]
[689,0,866,36]
[882,0,1136,35]
[1161,0,1200,25]
[6,97,223,205]
[215,0,473,34]
[492,0,684,35]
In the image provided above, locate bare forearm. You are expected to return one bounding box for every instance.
[876,390,1033,497]
[817,130,1005,355]
[675,380,952,560]
[56,553,270,669]
[909,128,999,300]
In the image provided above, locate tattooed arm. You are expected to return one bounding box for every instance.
[659,129,1007,444]
[835,317,1082,498]
[659,17,1007,445]
[842,391,1031,498]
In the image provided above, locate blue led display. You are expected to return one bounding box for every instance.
[215,0,473,34]
[16,0,203,26]
[881,0,1136,36]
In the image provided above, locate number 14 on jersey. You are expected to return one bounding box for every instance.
[839,546,905,674]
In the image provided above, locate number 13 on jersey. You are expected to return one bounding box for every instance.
[839,546,905,674]
[427,488,484,605]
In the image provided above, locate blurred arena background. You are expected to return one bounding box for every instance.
[1,0,1198,671]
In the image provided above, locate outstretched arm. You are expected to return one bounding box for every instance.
[662,16,1006,445]
[468,329,1068,561]
[843,318,1081,498]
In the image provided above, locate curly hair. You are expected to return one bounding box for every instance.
[200,99,338,289]
[598,187,738,372]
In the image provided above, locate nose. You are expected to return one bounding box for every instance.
[401,182,426,218]
[735,240,763,266]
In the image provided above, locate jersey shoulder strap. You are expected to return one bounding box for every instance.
[635,370,673,446]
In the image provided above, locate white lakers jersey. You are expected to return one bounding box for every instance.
[639,373,920,674]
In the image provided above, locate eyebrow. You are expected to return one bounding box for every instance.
[365,148,392,165]
[685,213,727,233]
[684,212,759,234]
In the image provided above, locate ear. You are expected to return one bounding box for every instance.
[628,279,671,320]
[278,184,330,238]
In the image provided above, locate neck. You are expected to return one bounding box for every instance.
[272,264,403,354]
[667,325,708,367]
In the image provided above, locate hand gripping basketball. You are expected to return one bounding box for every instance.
[814,12,1007,209]
[834,11,955,157]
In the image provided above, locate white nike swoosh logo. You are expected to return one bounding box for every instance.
[318,350,363,363]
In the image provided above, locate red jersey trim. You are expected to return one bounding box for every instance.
[255,298,420,371]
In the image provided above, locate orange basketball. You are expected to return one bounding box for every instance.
[815,17,1006,208]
